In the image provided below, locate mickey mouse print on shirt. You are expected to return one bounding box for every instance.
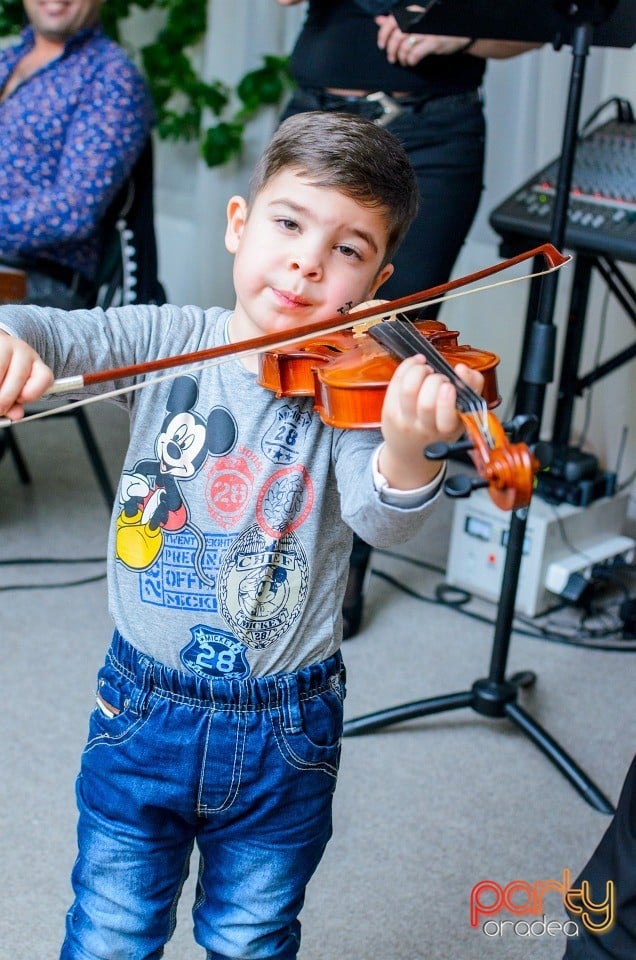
[115,376,237,572]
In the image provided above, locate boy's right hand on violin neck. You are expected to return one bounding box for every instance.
[0,332,53,421]
[378,357,484,492]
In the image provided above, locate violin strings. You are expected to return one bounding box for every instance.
[369,318,494,447]
[405,327,491,443]
[398,317,490,429]
[380,318,488,416]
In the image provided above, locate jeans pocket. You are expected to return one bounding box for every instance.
[95,666,129,717]
[273,679,344,778]
[85,662,151,752]
[299,687,344,749]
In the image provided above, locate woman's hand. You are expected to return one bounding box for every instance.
[375,14,471,67]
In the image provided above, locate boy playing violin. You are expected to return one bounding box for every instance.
[0,111,482,959]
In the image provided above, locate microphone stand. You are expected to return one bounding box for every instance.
[343,0,635,814]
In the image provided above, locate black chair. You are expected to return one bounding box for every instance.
[94,137,166,310]
[0,137,166,509]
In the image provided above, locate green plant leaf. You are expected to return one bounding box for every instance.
[200,122,244,168]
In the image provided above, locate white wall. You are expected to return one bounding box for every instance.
[153,0,304,308]
[151,3,636,512]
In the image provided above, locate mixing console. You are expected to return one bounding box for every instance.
[490,119,636,262]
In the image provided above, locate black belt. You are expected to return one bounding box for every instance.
[0,255,96,300]
[298,87,480,126]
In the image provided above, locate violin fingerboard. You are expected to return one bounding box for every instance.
[369,319,456,380]
[367,321,413,361]
[368,319,477,415]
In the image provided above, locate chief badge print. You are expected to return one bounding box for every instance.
[217,465,313,648]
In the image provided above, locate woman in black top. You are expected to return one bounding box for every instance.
[277,0,538,636]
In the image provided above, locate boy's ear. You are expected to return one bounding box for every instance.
[369,262,394,297]
[225,196,248,254]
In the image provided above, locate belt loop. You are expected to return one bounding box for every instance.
[334,659,347,700]
[132,656,153,715]
[280,674,301,733]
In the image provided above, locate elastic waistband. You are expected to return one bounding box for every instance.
[108,630,345,708]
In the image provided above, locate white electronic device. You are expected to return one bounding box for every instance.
[445,490,635,616]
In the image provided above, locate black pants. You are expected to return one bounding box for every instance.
[563,753,636,959]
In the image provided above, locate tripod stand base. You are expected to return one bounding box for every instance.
[343,674,614,815]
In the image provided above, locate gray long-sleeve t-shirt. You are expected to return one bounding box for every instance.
[2,302,442,679]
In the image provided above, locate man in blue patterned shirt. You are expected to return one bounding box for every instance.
[0,0,154,308]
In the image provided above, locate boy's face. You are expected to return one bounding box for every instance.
[225,169,394,353]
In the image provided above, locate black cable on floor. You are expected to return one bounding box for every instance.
[0,572,106,591]
[0,556,107,590]
[371,552,636,653]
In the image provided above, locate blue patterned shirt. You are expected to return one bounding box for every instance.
[0,25,154,281]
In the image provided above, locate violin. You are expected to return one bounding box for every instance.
[18,242,570,510]
[258,315,502,427]
[258,311,537,511]
[365,318,540,512]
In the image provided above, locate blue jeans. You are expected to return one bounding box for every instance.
[60,632,346,960]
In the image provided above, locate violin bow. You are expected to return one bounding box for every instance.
[1,242,570,429]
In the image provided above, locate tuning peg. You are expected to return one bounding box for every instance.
[501,414,538,443]
[424,439,474,461]
[530,440,553,469]
[444,474,490,498]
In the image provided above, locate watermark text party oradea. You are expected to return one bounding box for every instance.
[470,869,614,940]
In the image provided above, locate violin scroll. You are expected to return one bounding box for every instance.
[425,412,548,511]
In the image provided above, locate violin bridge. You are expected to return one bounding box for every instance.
[352,311,397,338]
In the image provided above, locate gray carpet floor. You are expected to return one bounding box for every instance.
[1,402,634,960]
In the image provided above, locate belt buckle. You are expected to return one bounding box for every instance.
[365,91,403,127]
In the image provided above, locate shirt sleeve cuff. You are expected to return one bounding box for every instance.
[371,443,446,508]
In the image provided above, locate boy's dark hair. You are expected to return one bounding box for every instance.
[249,111,419,266]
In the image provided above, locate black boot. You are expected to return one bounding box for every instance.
[342,536,372,640]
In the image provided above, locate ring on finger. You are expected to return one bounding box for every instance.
[407,35,417,46]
